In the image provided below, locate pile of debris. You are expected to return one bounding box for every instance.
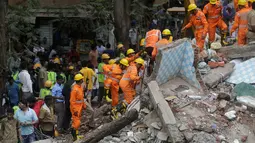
[96,39,255,143]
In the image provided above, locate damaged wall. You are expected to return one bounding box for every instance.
[154,38,200,89]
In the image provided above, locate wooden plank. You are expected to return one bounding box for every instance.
[148,81,184,143]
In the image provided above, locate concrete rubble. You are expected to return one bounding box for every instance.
[97,39,255,143]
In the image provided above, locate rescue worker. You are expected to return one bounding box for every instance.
[114,58,144,118]
[102,57,114,103]
[234,0,248,11]
[182,3,208,51]
[139,38,146,53]
[155,29,171,49]
[70,74,86,141]
[144,25,161,60]
[117,44,126,59]
[125,49,144,64]
[203,0,228,44]
[39,80,52,99]
[104,59,129,109]
[79,61,97,105]
[47,63,57,87]
[98,54,110,104]
[230,0,251,46]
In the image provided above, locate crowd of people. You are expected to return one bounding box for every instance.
[1,26,173,142]
[4,0,255,142]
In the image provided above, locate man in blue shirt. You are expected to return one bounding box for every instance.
[52,75,65,133]
[14,99,38,143]
[6,77,19,107]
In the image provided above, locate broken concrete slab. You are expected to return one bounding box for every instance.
[148,81,185,143]
[157,131,168,141]
[203,63,234,88]
[191,132,216,143]
[219,44,255,59]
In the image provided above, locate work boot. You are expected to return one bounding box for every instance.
[116,102,127,114]
[221,32,228,46]
[71,128,77,141]
[104,89,112,103]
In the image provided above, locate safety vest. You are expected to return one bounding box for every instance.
[12,71,19,81]
[60,73,66,84]
[40,88,52,99]
[145,29,161,48]
[98,63,105,83]
[120,52,125,59]
[48,71,57,85]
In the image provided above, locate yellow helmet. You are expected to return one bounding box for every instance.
[117,44,124,49]
[238,0,247,5]
[109,59,116,65]
[44,80,52,88]
[33,63,41,69]
[188,3,197,12]
[68,66,74,70]
[140,38,145,46]
[210,0,217,4]
[53,58,61,64]
[135,58,145,66]
[126,49,135,55]
[101,54,110,59]
[119,59,129,66]
[162,29,172,36]
[74,74,84,81]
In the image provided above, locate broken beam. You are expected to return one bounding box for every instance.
[80,109,138,143]
[148,81,184,143]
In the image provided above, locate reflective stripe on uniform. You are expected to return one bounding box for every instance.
[122,78,131,81]
[110,77,120,82]
[75,100,84,103]
[208,15,220,19]
[239,24,248,28]
[195,25,204,29]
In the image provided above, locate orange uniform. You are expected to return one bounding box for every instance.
[145,29,162,59]
[103,64,123,106]
[103,64,113,90]
[184,10,208,51]
[70,84,86,130]
[119,64,140,104]
[125,53,140,65]
[231,7,251,45]
[203,1,227,42]
[234,0,249,11]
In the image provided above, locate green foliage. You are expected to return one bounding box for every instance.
[6,0,40,49]
[54,0,114,36]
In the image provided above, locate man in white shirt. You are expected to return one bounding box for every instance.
[96,40,105,56]
[18,62,33,100]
